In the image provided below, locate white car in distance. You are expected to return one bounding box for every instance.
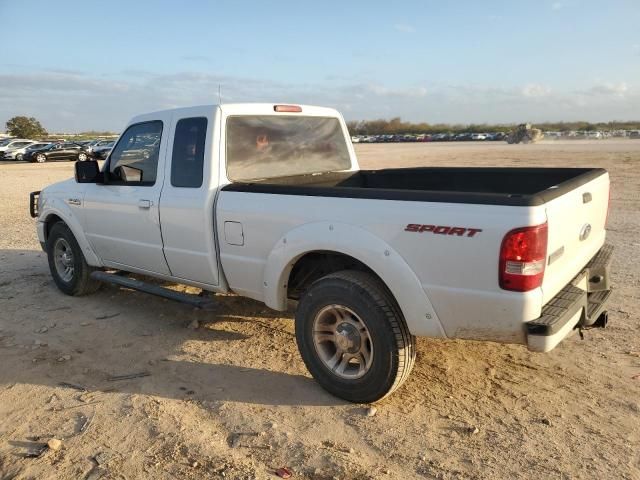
[0,139,35,159]
[4,141,50,161]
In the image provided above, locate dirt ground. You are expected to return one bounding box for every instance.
[1,140,639,480]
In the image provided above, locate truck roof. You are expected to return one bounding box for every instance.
[128,103,343,125]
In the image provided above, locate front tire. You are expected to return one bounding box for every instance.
[295,270,416,403]
[46,222,100,296]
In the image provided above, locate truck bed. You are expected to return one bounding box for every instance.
[222,167,606,206]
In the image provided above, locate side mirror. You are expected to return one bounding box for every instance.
[75,160,103,183]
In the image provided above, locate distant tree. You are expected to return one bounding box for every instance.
[346,121,359,135]
[5,116,48,138]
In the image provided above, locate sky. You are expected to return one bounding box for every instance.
[1,0,639,132]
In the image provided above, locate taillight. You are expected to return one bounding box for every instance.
[499,223,548,292]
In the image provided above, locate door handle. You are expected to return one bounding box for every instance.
[138,199,153,209]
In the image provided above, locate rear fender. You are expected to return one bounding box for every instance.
[263,221,445,337]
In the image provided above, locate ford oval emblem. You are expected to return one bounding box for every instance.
[579,223,592,241]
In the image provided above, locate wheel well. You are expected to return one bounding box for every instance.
[44,214,64,241]
[287,251,381,300]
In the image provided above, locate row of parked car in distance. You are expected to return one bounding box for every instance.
[0,138,115,162]
[351,132,508,143]
[352,129,640,143]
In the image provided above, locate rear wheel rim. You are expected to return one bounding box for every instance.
[36,154,45,162]
[16,154,23,161]
[53,238,75,282]
[312,304,374,379]
[78,153,87,161]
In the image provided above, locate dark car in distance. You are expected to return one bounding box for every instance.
[23,142,89,163]
[90,141,115,160]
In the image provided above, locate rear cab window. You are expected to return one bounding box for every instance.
[171,117,207,188]
[226,116,351,181]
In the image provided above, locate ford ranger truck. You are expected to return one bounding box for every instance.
[29,103,613,403]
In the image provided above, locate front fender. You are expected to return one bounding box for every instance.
[263,221,446,338]
[40,198,102,267]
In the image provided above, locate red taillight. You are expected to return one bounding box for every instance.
[499,223,548,292]
[274,104,302,113]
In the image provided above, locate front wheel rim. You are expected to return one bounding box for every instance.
[78,153,87,161]
[312,305,374,379]
[53,238,75,282]
[37,154,45,162]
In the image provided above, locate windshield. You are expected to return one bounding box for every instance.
[226,116,351,181]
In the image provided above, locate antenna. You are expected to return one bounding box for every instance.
[218,84,222,105]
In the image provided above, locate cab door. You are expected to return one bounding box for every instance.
[158,107,219,285]
[83,116,172,275]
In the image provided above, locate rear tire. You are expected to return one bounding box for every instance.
[295,270,416,403]
[46,222,101,296]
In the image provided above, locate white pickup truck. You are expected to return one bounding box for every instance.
[30,103,613,403]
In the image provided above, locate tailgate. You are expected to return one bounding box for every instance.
[541,171,609,303]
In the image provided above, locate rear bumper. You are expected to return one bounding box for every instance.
[527,243,613,352]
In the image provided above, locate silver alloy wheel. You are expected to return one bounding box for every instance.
[312,304,374,379]
[78,153,87,161]
[16,153,23,161]
[36,153,46,163]
[53,238,75,282]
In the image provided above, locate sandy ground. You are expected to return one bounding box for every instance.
[0,140,639,480]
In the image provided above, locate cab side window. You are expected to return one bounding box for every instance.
[108,121,163,185]
[171,117,207,188]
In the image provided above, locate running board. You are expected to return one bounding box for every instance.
[90,271,217,310]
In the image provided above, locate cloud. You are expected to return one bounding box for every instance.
[180,55,212,63]
[0,69,638,131]
[393,24,415,34]
[582,82,628,96]
[522,84,552,97]
[365,84,427,97]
